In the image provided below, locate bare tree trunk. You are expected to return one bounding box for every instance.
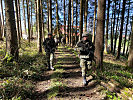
[122,0,130,55]
[0,14,3,40]
[26,0,31,43]
[116,0,126,59]
[113,2,120,54]
[64,0,66,44]
[42,5,44,41]
[79,0,83,40]
[126,32,131,56]
[35,0,38,38]
[128,18,133,67]
[75,0,78,44]
[56,0,59,40]
[71,0,74,46]
[84,0,88,32]
[22,0,27,35]
[110,5,114,53]
[0,0,4,37]
[111,1,116,53]
[68,0,71,45]
[92,0,97,43]
[30,0,33,38]
[49,0,52,33]
[67,5,69,44]
[105,0,110,53]
[15,0,20,45]
[18,0,22,38]
[37,0,42,53]
[5,0,18,60]
[47,0,49,33]
[94,0,106,69]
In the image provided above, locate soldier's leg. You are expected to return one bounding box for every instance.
[46,52,50,69]
[80,59,87,86]
[86,60,92,76]
[50,53,55,70]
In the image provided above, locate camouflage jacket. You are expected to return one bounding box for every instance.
[43,37,56,53]
[77,39,95,59]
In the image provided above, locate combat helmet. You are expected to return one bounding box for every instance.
[82,32,89,37]
[48,32,52,35]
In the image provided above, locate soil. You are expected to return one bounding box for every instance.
[34,46,106,100]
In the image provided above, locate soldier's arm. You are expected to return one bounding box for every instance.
[53,39,56,48]
[43,39,46,46]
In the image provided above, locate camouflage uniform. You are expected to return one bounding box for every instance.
[77,33,95,85]
[43,33,56,70]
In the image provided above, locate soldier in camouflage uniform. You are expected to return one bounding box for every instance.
[43,33,56,70]
[77,32,95,86]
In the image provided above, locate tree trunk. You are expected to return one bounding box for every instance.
[67,4,69,44]
[26,0,31,43]
[46,1,49,34]
[126,32,131,56]
[110,5,114,53]
[122,0,130,55]
[79,0,83,40]
[116,0,126,59]
[92,0,97,43]
[35,0,38,38]
[94,0,106,69]
[75,0,78,43]
[49,0,52,33]
[111,1,116,53]
[64,0,66,44]
[30,0,33,38]
[37,0,42,53]
[0,14,2,40]
[15,0,20,45]
[56,0,59,40]
[113,2,120,54]
[18,0,22,38]
[68,0,71,45]
[5,0,18,59]
[128,18,133,67]
[105,0,110,53]
[42,5,44,41]
[0,0,4,37]
[71,0,74,46]
[84,0,88,32]
[22,0,27,35]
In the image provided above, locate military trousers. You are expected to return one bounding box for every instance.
[46,52,54,68]
[80,58,92,77]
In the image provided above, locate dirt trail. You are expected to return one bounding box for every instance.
[34,46,106,100]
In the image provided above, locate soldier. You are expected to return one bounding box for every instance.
[43,33,56,70]
[76,32,95,86]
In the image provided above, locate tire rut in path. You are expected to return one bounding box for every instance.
[34,46,106,100]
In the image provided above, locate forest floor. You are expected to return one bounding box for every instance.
[0,40,133,100]
[34,46,106,100]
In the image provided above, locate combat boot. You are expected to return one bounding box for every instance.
[83,76,87,86]
[50,66,55,71]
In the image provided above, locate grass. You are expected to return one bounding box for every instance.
[0,40,47,99]
[47,47,67,99]
[67,45,133,100]
[0,40,133,99]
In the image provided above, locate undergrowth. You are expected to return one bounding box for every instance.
[0,40,47,99]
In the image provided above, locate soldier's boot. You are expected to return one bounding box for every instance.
[50,61,55,71]
[47,61,51,70]
[83,76,87,86]
[50,66,55,70]
[50,54,55,71]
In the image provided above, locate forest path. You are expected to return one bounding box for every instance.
[34,46,106,100]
